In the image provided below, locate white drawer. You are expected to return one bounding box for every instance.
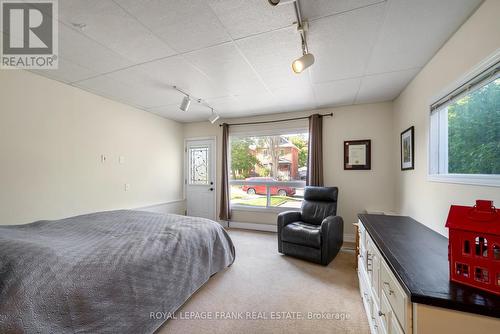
[380,260,408,330]
[390,314,404,334]
[379,289,392,331]
[373,302,388,334]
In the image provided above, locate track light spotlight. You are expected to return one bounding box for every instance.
[292,53,315,74]
[209,109,220,124]
[179,95,191,112]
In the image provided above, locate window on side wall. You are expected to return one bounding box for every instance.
[429,58,499,187]
[229,131,308,210]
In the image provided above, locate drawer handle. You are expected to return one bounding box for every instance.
[378,311,385,317]
[383,281,394,295]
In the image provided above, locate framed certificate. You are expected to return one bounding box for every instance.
[344,140,371,170]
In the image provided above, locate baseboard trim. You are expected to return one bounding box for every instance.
[137,199,185,209]
[227,222,356,242]
[136,199,186,215]
[344,233,355,243]
[228,221,277,232]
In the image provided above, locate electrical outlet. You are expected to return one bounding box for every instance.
[124,183,130,192]
[101,154,107,163]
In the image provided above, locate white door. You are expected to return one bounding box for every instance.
[185,139,216,220]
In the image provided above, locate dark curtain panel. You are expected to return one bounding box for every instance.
[219,123,231,220]
[307,114,324,186]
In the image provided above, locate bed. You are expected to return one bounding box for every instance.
[0,210,235,333]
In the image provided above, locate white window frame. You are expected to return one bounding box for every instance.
[228,125,309,212]
[428,50,500,187]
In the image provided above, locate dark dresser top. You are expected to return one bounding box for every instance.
[358,214,500,318]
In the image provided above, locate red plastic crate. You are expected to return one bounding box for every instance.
[446,200,500,295]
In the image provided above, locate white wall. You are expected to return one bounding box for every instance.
[184,102,396,240]
[0,70,185,225]
[393,0,500,236]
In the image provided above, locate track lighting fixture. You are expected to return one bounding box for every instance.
[267,0,315,73]
[208,108,220,124]
[173,86,219,123]
[291,2,314,74]
[292,53,315,74]
[179,95,191,112]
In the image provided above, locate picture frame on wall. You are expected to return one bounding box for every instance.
[344,140,371,170]
[401,126,415,170]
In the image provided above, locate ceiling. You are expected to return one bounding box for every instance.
[28,0,482,122]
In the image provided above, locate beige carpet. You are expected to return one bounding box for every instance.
[156,229,369,334]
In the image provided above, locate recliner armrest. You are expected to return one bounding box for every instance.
[277,211,301,253]
[277,211,301,229]
[319,215,344,265]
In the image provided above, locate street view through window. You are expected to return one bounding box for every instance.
[230,132,308,208]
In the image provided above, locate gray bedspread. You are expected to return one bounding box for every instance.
[0,210,235,334]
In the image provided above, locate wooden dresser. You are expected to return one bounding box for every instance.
[357,214,500,334]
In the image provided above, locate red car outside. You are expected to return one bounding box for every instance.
[241,177,296,196]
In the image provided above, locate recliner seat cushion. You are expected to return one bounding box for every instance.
[281,222,321,248]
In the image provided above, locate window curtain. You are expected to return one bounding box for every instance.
[219,123,231,221]
[307,114,324,186]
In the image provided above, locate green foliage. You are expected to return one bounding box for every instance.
[230,138,260,179]
[447,78,500,174]
[289,135,308,168]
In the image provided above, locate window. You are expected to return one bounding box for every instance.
[429,58,499,186]
[456,262,469,278]
[188,146,209,185]
[475,236,488,257]
[463,239,470,255]
[229,131,308,210]
[493,244,500,260]
[474,267,489,284]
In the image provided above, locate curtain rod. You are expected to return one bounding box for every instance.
[219,113,333,127]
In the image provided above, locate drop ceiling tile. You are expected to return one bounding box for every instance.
[313,78,361,107]
[236,28,306,90]
[206,0,295,39]
[73,75,155,108]
[74,55,230,109]
[30,57,98,83]
[308,2,386,83]
[59,23,133,74]
[271,83,316,109]
[59,0,175,63]
[356,68,421,103]
[365,0,482,74]
[115,0,231,53]
[184,43,268,96]
[301,0,383,20]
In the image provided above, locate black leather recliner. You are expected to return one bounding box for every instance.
[277,186,343,266]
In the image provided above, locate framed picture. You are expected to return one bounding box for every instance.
[344,140,371,170]
[401,126,414,170]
